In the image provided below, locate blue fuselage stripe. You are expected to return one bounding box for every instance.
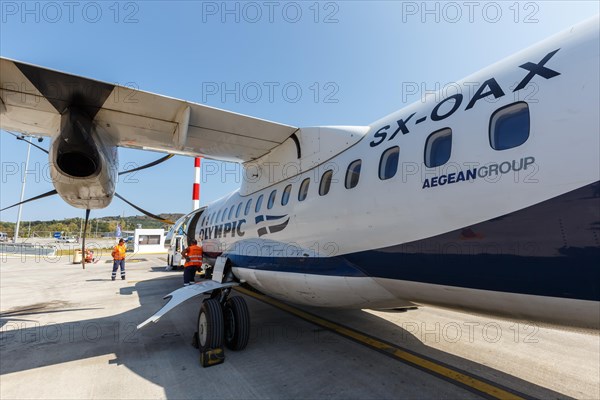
[227,181,600,302]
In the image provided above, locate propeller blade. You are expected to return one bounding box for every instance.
[81,209,91,270]
[114,193,175,225]
[7,131,49,154]
[118,154,174,176]
[0,190,58,212]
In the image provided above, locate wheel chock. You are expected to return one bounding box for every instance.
[200,347,225,367]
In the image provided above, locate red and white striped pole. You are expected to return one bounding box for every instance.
[192,157,201,210]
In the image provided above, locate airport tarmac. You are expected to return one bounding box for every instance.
[1,253,598,399]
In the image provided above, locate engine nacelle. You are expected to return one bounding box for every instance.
[49,108,118,209]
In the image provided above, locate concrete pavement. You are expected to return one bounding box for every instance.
[1,253,598,399]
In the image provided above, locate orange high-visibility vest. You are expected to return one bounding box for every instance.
[111,244,126,260]
[184,244,203,267]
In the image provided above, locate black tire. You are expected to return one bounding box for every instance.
[197,299,224,351]
[224,296,250,351]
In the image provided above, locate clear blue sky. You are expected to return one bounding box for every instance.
[1,1,598,221]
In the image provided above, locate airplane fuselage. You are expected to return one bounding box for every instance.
[172,16,599,328]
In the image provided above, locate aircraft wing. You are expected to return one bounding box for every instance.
[0,57,298,162]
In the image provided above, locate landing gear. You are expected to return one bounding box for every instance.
[197,299,224,351]
[224,296,250,351]
[194,257,250,364]
[195,294,250,354]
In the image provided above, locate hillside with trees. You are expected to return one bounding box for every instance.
[0,214,184,239]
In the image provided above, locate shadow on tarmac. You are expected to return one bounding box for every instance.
[0,274,574,399]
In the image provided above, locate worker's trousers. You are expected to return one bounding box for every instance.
[112,259,125,279]
[183,266,198,285]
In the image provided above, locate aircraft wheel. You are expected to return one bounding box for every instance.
[197,299,224,351]
[223,296,250,351]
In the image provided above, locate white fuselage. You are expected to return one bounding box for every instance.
[173,17,599,328]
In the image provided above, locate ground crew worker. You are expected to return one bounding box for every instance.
[182,239,202,286]
[85,248,97,264]
[111,238,127,281]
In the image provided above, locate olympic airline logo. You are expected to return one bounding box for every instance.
[255,215,290,237]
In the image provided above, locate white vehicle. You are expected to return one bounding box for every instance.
[166,235,186,270]
[165,213,208,270]
[0,232,8,242]
[1,17,598,353]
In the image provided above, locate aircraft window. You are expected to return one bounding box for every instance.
[255,195,264,213]
[490,102,530,150]
[267,190,277,209]
[379,146,399,180]
[235,202,242,218]
[425,128,452,168]
[345,160,361,189]
[216,210,222,223]
[298,178,310,201]
[319,170,333,196]
[221,208,227,222]
[281,184,292,206]
[228,206,235,220]
[244,199,253,216]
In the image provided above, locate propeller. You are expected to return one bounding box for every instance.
[8,131,173,173]
[2,132,176,261]
[114,193,175,224]
[77,154,176,269]
[0,190,58,212]
[118,154,174,175]
[0,134,56,213]
[78,193,174,270]
[7,131,49,154]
